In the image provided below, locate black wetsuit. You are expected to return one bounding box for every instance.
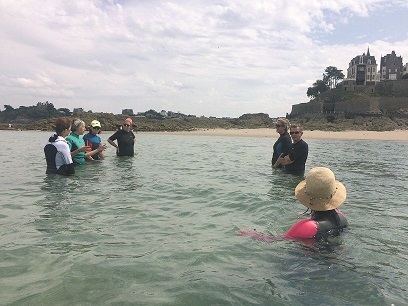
[284,139,308,175]
[272,132,292,167]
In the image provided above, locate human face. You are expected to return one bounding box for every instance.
[290,127,303,143]
[275,122,286,135]
[77,123,86,135]
[123,122,132,131]
[92,126,101,134]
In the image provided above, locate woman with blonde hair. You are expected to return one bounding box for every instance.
[271,118,292,168]
[66,118,105,164]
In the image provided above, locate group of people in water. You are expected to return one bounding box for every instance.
[44,117,136,175]
[44,116,348,243]
[240,118,348,243]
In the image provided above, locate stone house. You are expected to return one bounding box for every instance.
[346,48,378,86]
[380,51,404,80]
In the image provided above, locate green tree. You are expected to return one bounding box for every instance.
[307,79,329,98]
[323,66,345,89]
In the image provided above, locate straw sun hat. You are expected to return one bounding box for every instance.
[295,167,347,211]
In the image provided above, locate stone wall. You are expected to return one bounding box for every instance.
[291,101,321,115]
[290,80,408,118]
[375,80,408,95]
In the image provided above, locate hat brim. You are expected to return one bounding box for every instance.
[295,180,346,211]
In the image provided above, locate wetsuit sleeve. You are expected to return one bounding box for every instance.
[109,131,119,141]
[284,219,318,239]
[282,135,292,155]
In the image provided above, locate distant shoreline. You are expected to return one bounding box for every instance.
[141,128,408,141]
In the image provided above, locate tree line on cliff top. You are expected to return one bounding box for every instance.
[307,66,345,99]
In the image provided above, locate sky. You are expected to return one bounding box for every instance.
[1,0,407,118]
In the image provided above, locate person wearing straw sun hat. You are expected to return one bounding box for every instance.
[239,167,348,242]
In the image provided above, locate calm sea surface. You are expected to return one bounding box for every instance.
[0,130,407,305]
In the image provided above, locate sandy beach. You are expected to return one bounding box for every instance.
[143,128,408,141]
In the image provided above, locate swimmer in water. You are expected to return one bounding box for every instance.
[239,167,348,242]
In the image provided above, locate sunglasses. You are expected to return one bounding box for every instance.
[275,124,284,128]
[92,126,101,130]
[123,124,131,127]
[290,131,301,135]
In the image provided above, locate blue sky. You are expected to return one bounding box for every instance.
[0,0,407,118]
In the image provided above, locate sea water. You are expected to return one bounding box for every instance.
[0,130,407,305]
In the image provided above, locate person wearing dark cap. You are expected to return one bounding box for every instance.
[239,167,348,242]
[108,118,136,157]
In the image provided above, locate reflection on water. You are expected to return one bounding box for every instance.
[0,131,407,305]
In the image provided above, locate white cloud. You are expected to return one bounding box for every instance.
[0,0,407,117]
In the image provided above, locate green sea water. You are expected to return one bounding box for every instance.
[0,130,407,305]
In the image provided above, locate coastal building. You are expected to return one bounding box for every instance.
[380,51,403,80]
[401,63,408,78]
[346,48,378,86]
[122,109,134,115]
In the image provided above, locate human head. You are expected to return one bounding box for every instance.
[90,120,101,134]
[54,117,72,135]
[295,167,346,211]
[289,125,303,143]
[275,118,290,133]
[71,118,86,135]
[123,118,133,130]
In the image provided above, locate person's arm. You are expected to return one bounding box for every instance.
[281,155,293,165]
[84,146,104,159]
[108,138,119,151]
[70,145,89,157]
[272,154,285,168]
[59,143,75,175]
[239,219,318,242]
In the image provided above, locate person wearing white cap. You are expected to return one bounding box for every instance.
[239,167,348,242]
[83,120,107,160]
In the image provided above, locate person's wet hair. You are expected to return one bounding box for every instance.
[54,117,72,135]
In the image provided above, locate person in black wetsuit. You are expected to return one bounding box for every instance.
[275,124,308,176]
[240,167,348,242]
[107,118,136,157]
[271,118,292,169]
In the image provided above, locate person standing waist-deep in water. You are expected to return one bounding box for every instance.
[66,118,105,165]
[239,167,348,242]
[83,120,107,160]
[108,118,136,157]
[271,118,292,169]
[274,124,308,176]
[44,117,75,176]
